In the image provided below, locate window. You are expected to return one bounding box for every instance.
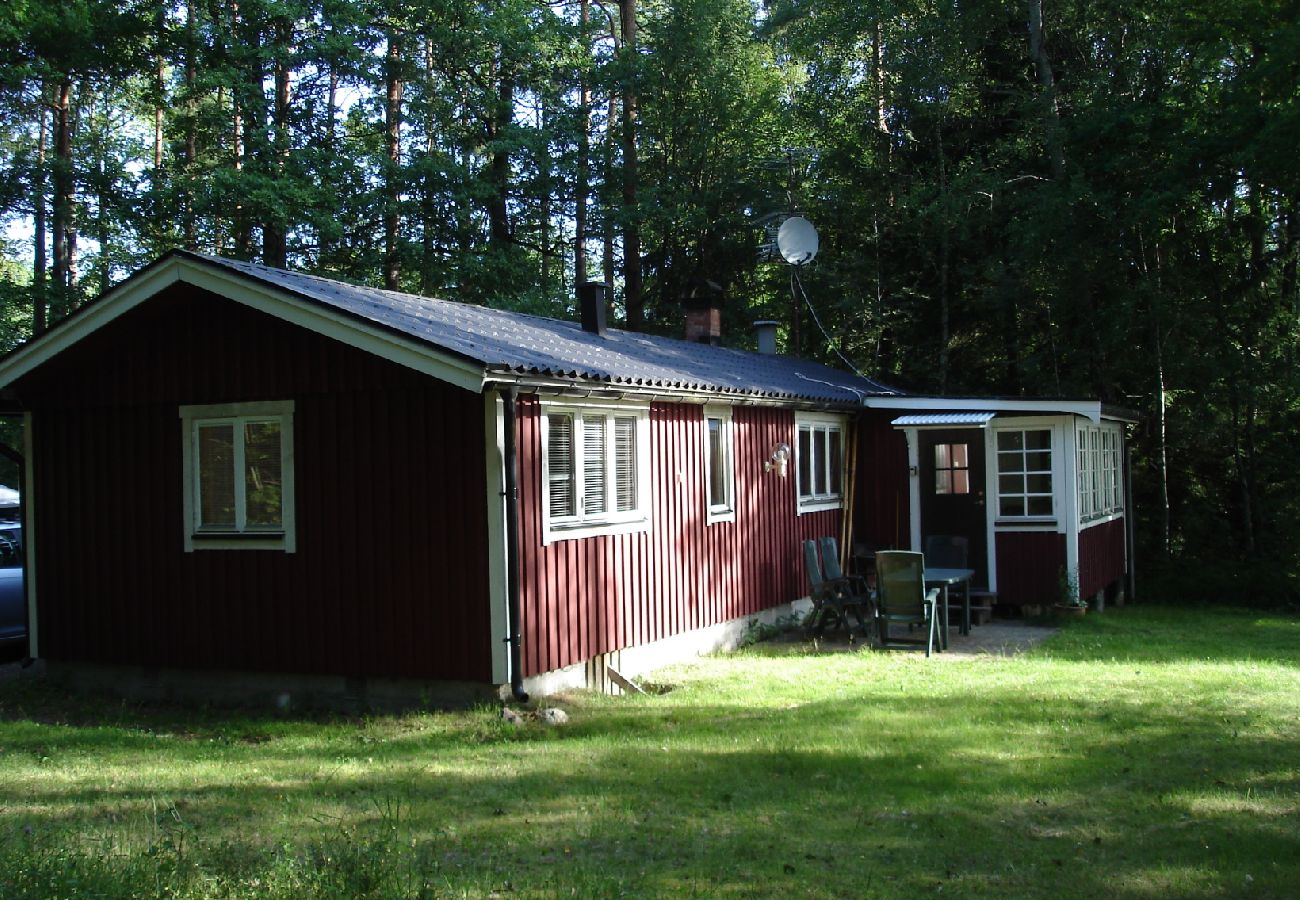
[541,403,650,542]
[996,428,1053,518]
[796,415,845,513]
[704,406,734,523]
[934,443,971,494]
[1076,424,1123,521]
[180,401,295,551]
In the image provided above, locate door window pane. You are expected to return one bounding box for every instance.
[934,443,971,495]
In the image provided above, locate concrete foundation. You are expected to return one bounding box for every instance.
[519,597,813,697]
[44,661,497,712]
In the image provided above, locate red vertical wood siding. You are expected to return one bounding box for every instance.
[515,400,839,677]
[19,285,492,681]
[1077,518,1125,599]
[994,531,1067,605]
[854,410,911,550]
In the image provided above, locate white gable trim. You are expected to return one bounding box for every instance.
[0,255,486,394]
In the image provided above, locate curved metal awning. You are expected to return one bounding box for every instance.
[891,412,996,428]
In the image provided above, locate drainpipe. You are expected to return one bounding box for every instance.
[498,388,529,702]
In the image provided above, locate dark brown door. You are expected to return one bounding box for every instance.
[919,429,988,589]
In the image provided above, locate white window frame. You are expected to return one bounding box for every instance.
[994,426,1055,521]
[1076,423,1124,524]
[179,400,296,552]
[703,405,735,524]
[795,413,847,514]
[539,399,651,544]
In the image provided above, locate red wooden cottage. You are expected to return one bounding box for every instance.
[0,252,1132,704]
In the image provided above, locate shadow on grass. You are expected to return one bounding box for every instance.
[1,654,1297,898]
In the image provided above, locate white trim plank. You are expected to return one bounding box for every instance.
[22,411,36,659]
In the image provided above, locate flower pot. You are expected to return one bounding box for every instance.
[1053,603,1087,619]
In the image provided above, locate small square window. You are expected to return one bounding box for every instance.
[180,401,295,552]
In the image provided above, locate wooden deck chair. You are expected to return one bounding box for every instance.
[874,550,940,656]
[803,539,869,637]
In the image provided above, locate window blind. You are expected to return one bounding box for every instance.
[583,416,607,515]
[547,413,576,518]
[614,416,637,511]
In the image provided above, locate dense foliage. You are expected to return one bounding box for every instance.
[0,1,1296,602]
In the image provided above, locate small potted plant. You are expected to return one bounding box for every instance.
[1053,568,1087,618]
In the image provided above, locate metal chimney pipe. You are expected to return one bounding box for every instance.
[579,281,607,336]
[754,320,779,354]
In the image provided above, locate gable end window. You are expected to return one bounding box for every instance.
[704,406,735,524]
[796,415,845,513]
[180,401,295,551]
[541,402,650,542]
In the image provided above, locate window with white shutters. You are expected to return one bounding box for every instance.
[541,403,650,542]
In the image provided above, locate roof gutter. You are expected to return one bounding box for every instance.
[482,373,874,413]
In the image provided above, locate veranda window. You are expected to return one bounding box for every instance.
[996,428,1053,518]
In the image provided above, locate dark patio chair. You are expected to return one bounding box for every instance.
[803,539,870,638]
[874,550,940,656]
[820,536,873,602]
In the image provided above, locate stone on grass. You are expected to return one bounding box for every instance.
[500,707,523,726]
[537,707,569,726]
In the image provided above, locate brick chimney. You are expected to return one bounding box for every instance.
[682,278,723,345]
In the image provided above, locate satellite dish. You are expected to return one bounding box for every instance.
[776,216,819,265]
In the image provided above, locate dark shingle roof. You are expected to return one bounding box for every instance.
[185,252,901,405]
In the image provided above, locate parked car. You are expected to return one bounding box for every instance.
[0,524,24,655]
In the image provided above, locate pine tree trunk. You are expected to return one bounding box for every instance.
[321,64,337,265]
[487,72,513,248]
[183,0,197,249]
[384,31,404,290]
[263,15,292,268]
[420,38,435,294]
[33,87,48,335]
[1027,0,1066,181]
[231,0,251,257]
[619,0,642,329]
[602,93,618,292]
[51,77,74,309]
[574,0,591,287]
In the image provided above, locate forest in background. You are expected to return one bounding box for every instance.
[0,0,1297,605]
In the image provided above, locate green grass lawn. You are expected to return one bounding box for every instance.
[0,605,1297,898]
